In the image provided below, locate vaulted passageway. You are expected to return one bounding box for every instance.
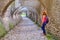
[0,0,60,40]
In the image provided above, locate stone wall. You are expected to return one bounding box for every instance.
[40,0,60,40]
[2,1,15,31]
[47,0,60,39]
[2,1,22,31]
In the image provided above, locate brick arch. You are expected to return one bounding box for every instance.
[2,0,15,16]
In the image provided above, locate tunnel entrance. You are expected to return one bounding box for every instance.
[21,12,26,17]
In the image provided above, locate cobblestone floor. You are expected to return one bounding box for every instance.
[1,17,47,40]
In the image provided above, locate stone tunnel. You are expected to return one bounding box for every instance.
[0,0,60,40]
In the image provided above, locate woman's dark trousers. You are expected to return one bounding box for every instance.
[41,22,46,35]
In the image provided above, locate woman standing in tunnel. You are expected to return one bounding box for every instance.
[41,10,49,35]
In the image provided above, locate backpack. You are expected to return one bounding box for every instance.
[46,16,49,23]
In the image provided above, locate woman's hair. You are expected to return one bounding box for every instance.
[43,11,47,16]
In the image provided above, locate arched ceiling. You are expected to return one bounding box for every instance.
[23,0,40,9]
[0,0,51,16]
[19,0,41,14]
[0,0,41,16]
[0,0,14,16]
